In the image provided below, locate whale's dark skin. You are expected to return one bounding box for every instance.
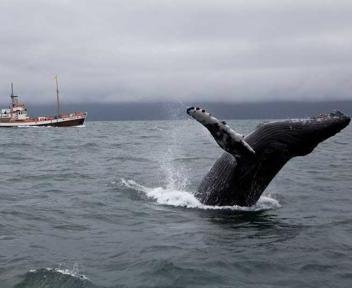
[187,107,350,207]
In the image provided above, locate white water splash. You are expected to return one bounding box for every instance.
[29,263,89,280]
[121,179,280,211]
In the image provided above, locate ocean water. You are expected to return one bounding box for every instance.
[0,119,351,288]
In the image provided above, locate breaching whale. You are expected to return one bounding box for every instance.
[187,107,350,207]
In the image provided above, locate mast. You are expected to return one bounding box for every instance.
[10,82,18,118]
[10,82,17,105]
[11,82,14,97]
[10,82,14,117]
[55,75,61,117]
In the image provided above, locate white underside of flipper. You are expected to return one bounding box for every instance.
[187,107,255,157]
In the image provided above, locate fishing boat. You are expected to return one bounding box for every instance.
[0,78,87,127]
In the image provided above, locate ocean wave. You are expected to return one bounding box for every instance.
[31,264,89,280]
[15,266,96,288]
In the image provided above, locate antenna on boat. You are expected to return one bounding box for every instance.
[54,75,61,117]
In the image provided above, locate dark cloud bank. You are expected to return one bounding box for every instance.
[28,101,352,121]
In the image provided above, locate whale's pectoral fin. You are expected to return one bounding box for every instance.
[187,107,255,158]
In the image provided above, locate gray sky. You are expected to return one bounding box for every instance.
[0,0,351,104]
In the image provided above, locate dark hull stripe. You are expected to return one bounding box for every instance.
[33,118,86,127]
[0,117,86,128]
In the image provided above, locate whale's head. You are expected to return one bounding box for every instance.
[294,111,350,149]
[249,111,350,157]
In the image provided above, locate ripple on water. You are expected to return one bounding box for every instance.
[1,121,351,288]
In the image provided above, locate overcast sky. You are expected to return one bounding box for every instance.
[0,0,351,104]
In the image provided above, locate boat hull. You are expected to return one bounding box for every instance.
[0,114,86,128]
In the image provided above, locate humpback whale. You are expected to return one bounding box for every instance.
[187,107,350,207]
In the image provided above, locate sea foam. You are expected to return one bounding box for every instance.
[121,179,280,211]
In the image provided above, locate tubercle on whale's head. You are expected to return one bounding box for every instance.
[311,110,350,122]
[308,110,350,134]
[283,110,350,135]
[283,111,350,156]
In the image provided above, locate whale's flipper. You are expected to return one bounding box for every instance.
[187,107,255,158]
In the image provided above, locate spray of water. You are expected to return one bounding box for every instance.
[158,116,190,191]
[132,103,280,211]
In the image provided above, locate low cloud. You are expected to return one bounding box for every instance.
[0,0,351,104]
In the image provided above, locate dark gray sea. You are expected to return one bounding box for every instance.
[0,119,351,288]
